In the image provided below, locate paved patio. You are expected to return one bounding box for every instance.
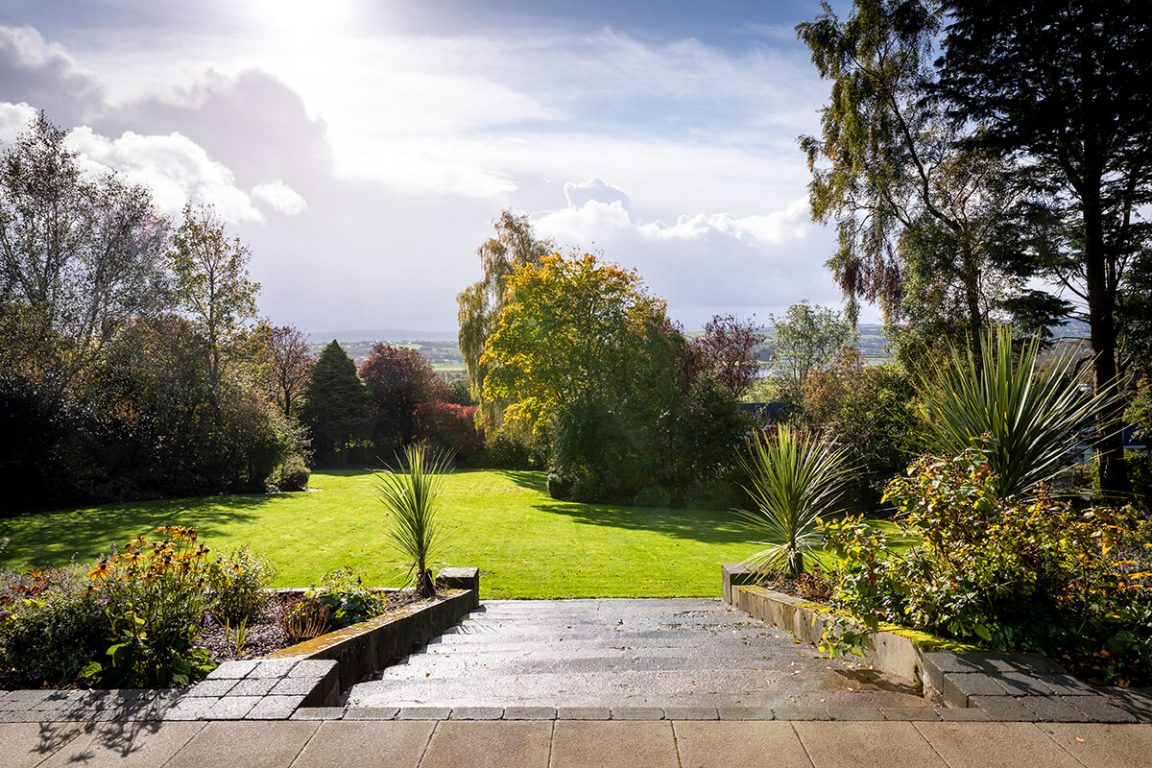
[4,719,1150,767]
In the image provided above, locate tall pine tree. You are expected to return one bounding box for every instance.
[302,341,368,466]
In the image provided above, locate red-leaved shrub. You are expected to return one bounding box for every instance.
[413,401,484,459]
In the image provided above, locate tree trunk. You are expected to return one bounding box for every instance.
[962,248,984,371]
[1083,196,1129,496]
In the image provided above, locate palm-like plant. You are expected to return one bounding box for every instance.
[737,426,853,578]
[377,443,451,597]
[916,326,1118,500]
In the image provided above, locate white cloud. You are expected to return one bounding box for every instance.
[534,178,810,248]
[638,198,811,244]
[564,177,631,211]
[530,179,833,327]
[251,180,307,215]
[65,125,262,222]
[0,101,38,143]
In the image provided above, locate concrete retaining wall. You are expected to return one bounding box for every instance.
[722,564,964,690]
[267,569,480,692]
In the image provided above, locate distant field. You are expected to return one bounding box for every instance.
[1,470,774,599]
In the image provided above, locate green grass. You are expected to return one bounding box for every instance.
[0,470,751,598]
[0,470,902,599]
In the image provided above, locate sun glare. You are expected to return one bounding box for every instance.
[240,0,363,38]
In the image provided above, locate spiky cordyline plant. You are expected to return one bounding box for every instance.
[737,426,853,579]
[916,326,1118,500]
[377,443,452,598]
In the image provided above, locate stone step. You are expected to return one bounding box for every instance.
[344,598,932,712]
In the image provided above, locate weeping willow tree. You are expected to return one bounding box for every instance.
[797,0,1064,364]
[456,211,551,432]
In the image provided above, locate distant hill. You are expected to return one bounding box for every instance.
[306,329,457,344]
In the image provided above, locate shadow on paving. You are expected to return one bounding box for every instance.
[37,719,166,761]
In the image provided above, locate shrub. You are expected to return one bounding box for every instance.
[823,450,1152,684]
[0,567,105,687]
[413,401,484,461]
[206,546,275,624]
[83,526,216,687]
[306,568,384,628]
[737,426,853,578]
[801,353,917,513]
[915,326,1117,498]
[275,454,311,491]
[632,486,673,508]
[546,472,573,500]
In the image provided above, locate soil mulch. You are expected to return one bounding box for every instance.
[200,590,426,662]
[758,571,835,602]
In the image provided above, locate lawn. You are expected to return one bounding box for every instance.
[0,470,785,599]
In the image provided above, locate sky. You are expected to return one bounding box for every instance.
[0,0,868,334]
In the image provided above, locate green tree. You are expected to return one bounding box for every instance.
[0,112,169,389]
[457,211,551,432]
[481,252,678,499]
[770,301,852,410]
[302,341,368,466]
[797,0,1064,363]
[937,0,1152,493]
[168,205,259,410]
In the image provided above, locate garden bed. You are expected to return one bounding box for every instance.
[199,590,425,662]
[722,564,1152,723]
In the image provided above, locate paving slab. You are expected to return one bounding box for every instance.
[289,721,434,768]
[342,706,398,720]
[39,721,203,767]
[247,695,306,720]
[206,660,259,680]
[420,720,552,768]
[0,722,88,768]
[556,707,610,720]
[451,706,505,720]
[674,721,814,768]
[936,707,991,721]
[611,706,664,720]
[291,707,347,721]
[663,706,719,720]
[1021,695,1092,723]
[228,677,280,697]
[794,721,948,768]
[396,706,451,720]
[551,720,679,768]
[969,695,1033,720]
[1041,723,1152,768]
[913,722,1083,768]
[204,695,261,720]
[164,720,318,768]
[1067,694,1140,722]
[718,706,773,720]
[880,707,940,721]
[503,706,556,720]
